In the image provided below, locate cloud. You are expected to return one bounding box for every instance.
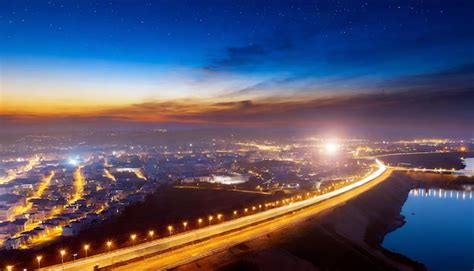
[32,88,469,130]
[2,88,473,137]
[2,64,473,137]
[204,31,294,71]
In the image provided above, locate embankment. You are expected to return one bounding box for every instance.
[175,172,425,271]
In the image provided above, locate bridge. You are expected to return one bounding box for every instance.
[370,151,474,177]
[389,166,474,177]
[40,160,390,271]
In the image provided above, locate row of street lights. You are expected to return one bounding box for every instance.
[14,180,355,270]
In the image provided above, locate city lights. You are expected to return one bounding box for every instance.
[324,142,340,154]
[106,241,112,252]
[84,244,90,257]
[2,135,471,270]
[60,249,66,266]
[68,158,79,166]
[36,255,43,269]
[2,0,472,269]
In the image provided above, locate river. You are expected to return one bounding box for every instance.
[383,186,474,271]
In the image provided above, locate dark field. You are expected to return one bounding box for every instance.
[0,186,281,269]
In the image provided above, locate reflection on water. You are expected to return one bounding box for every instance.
[410,188,473,200]
[383,188,474,271]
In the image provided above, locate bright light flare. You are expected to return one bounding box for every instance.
[68,158,78,166]
[324,142,340,154]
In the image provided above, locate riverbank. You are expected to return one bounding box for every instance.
[383,176,473,271]
[175,172,425,271]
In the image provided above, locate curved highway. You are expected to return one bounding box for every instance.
[41,160,389,271]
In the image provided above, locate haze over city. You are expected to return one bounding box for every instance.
[0,1,473,271]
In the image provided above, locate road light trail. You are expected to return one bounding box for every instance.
[4,171,57,248]
[22,167,86,248]
[9,171,55,220]
[39,160,389,271]
[133,168,147,180]
[103,168,116,181]
[34,171,55,198]
[118,170,393,271]
[69,166,85,204]
[0,156,40,185]
[173,185,272,195]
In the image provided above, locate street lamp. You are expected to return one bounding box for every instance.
[149,230,155,240]
[130,234,137,245]
[60,249,66,268]
[182,221,188,231]
[6,265,12,271]
[84,244,90,258]
[197,218,203,228]
[217,214,222,222]
[168,225,173,236]
[244,208,248,213]
[106,241,112,252]
[36,255,43,269]
[233,210,237,219]
[208,215,213,225]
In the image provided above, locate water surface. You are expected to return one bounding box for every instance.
[383,188,474,271]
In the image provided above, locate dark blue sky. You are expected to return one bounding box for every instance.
[2,1,472,74]
[1,0,473,136]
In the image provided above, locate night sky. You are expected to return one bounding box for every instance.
[1,0,473,136]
